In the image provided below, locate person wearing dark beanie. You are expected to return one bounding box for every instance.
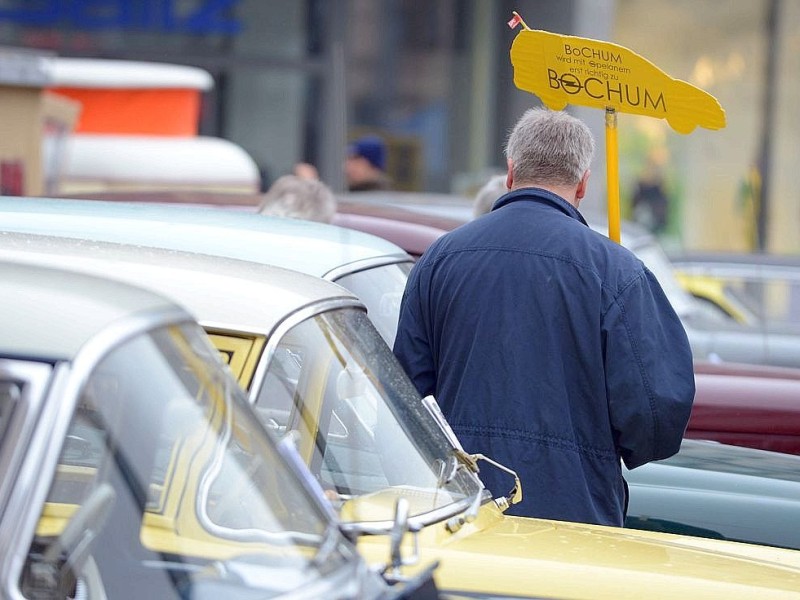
[345,135,391,192]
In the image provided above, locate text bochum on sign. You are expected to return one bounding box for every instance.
[510,29,726,134]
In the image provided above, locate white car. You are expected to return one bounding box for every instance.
[0,196,412,346]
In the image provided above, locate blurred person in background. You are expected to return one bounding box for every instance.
[345,135,392,192]
[393,107,694,528]
[472,174,508,218]
[631,153,669,234]
[258,174,337,223]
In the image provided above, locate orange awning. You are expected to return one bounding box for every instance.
[49,87,202,136]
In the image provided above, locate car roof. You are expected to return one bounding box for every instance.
[657,438,800,485]
[0,233,361,338]
[0,196,412,279]
[694,359,800,380]
[335,194,654,252]
[331,211,448,258]
[669,251,800,269]
[0,259,184,361]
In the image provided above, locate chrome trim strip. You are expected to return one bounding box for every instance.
[0,364,73,600]
[323,254,413,282]
[338,495,480,537]
[0,361,52,516]
[193,378,322,546]
[248,297,365,405]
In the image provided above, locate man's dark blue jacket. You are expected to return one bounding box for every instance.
[393,188,695,526]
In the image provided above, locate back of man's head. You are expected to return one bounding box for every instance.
[505,108,595,188]
[258,174,337,223]
[473,174,508,217]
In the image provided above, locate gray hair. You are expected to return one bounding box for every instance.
[504,108,595,187]
[472,174,508,217]
[258,175,337,223]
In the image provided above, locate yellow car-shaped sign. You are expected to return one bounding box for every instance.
[510,28,726,134]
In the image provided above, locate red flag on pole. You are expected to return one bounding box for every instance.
[507,13,522,29]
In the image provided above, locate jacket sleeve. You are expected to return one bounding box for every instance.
[392,265,437,398]
[603,268,695,470]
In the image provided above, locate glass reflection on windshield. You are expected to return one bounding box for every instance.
[24,323,353,600]
[256,308,482,524]
[335,262,413,346]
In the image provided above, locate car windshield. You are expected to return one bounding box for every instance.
[334,261,414,346]
[254,307,483,527]
[21,322,367,600]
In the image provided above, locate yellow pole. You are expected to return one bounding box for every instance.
[605,107,621,244]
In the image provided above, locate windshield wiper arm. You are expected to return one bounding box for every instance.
[310,523,342,568]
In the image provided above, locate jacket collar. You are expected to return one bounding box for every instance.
[491,187,588,226]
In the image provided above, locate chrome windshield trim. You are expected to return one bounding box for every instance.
[324,254,413,282]
[194,378,324,546]
[247,297,366,405]
[339,492,487,537]
[0,360,54,594]
[251,300,486,533]
[0,360,52,514]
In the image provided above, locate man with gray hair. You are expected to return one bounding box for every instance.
[393,107,694,527]
[258,174,337,224]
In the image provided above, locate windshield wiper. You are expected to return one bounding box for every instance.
[421,396,523,531]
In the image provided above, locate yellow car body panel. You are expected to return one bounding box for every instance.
[208,330,266,389]
[355,503,800,598]
[510,28,726,134]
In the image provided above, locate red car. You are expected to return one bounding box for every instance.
[691,360,800,455]
[333,199,461,259]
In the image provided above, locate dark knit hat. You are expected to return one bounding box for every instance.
[348,135,386,171]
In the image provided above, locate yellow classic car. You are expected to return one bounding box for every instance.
[4,233,800,599]
[673,252,800,330]
[674,272,757,325]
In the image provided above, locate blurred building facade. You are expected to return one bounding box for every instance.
[0,0,796,253]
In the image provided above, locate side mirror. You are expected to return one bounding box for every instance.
[472,453,523,510]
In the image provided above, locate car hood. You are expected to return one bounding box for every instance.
[356,502,800,599]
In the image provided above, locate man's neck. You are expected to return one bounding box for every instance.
[512,183,579,208]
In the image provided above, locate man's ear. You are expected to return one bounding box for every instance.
[576,169,590,200]
[506,158,514,190]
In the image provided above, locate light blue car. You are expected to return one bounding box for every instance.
[0,196,413,346]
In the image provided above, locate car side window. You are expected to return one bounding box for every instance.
[254,345,305,437]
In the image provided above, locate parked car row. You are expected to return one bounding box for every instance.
[330,195,800,458]
[0,260,435,600]
[3,195,800,597]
